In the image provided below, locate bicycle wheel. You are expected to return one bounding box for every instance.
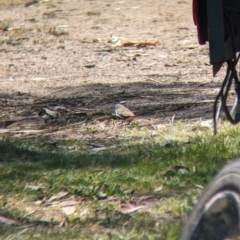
[180,159,240,240]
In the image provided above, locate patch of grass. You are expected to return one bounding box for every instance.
[0,37,28,46]
[86,10,101,16]
[0,0,30,8]
[1,121,240,238]
[0,19,12,31]
[48,26,68,36]
[0,22,31,46]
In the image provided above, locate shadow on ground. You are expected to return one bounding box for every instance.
[0,78,221,131]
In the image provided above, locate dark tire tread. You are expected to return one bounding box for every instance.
[180,159,240,240]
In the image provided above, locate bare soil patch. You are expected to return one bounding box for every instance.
[0,0,228,139]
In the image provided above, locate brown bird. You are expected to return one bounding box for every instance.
[114,104,135,119]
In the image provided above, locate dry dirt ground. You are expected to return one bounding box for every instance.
[0,0,228,138]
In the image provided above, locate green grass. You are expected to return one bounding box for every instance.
[1,121,240,239]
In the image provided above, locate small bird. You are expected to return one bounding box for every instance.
[114,103,135,120]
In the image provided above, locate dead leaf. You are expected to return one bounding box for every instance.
[119,41,136,47]
[84,63,95,68]
[135,40,159,47]
[34,200,43,206]
[0,216,17,225]
[91,146,106,152]
[91,146,116,152]
[154,185,163,192]
[47,191,68,202]
[61,206,76,215]
[194,184,204,189]
[200,119,213,128]
[7,27,22,31]
[121,205,143,214]
[79,209,89,218]
[116,40,158,47]
[59,200,78,207]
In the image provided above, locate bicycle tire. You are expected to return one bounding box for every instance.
[180,159,240,240]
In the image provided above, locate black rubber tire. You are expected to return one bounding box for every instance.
[180,159,240,240]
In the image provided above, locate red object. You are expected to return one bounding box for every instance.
[192,0,205,45]
[192,0,198,26]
